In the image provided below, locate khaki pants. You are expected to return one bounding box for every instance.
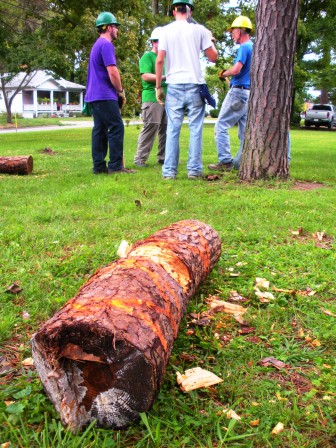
[134,102,167,164]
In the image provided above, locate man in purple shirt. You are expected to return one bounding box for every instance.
[85,12,135,174]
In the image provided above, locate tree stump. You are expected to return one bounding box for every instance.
[31,220,221,432]
[0,156,33,175]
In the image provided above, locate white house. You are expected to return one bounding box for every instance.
[0,70,86,118]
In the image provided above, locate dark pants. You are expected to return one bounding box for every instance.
[91,100,124,173]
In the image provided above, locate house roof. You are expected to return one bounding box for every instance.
[5,70,85,90]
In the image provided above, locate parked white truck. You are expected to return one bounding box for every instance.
[304,104,336,129]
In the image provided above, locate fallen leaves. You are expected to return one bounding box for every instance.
[5,282,22,294]
[258,357,290,370]
[320,308,336,317]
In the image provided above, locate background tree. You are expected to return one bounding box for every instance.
[239,0,300,180]
[0,0,51,123]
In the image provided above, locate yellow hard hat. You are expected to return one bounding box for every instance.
[228,16,253,32]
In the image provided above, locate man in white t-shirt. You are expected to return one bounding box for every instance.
[155,0,218,179]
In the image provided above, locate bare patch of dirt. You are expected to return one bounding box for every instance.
[268,370,312,395]
[39,147,57,155]
[293,181,324,190]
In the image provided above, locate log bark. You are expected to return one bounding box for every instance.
[0,156,33,175]
[31,220,221,432]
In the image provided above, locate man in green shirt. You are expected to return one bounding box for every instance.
[134,27,167,167]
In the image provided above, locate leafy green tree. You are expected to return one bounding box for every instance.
[297,0,336,104]
[0,0,51,122]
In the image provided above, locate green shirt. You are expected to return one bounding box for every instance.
[139,51,166,103]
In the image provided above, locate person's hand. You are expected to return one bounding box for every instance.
[117,90,126,110]
[206,28,216,43]
[155,87,165,105]
[218,69,227,82]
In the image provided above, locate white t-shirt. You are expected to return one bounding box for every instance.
[159,20,213,84]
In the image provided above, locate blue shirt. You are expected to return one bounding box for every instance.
[230,40,253,89]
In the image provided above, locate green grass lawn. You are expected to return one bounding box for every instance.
[0,124,335,447]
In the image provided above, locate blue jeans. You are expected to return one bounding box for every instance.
[163,84,205,177]
[91,100,124,173]
[214,88,250,169]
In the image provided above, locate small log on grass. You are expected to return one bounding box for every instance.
[0,156,33,175]
[31,220,221,432]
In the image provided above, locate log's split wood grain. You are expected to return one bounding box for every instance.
[31,220,221,431]
[0,156,33,174]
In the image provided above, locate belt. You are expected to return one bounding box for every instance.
[231,86,250,90]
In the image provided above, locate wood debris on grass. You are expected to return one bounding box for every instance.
[5,282,23,294]
[228,291,249,303]
[258,357,290,370]
[176,367,223,392]
[216,408,242,421]
[271,422,284,435]
[254,278,276,302]
[291,227,304,235]
[206,295,247,316]
[116,240,131,258]
[321,308,336,317]
[250,418,260,426]
[39,147,57,155]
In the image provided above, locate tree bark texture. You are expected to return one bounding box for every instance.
[0,156,33,174]
[239,0,300,180]
[31,220,221,432]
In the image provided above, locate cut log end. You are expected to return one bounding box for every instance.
[31,332,156,431]
[0,156,33,175]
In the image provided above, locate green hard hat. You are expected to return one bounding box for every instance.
[96,12,120,28]
[171,0,194,10]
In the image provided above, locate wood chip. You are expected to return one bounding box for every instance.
[22,357,34,367]
[176,367,223,392]
[207,297,247,315]
[250,419,260,426]
[255,277,270,288]
[271,422,284,434]
[116,240,131,258]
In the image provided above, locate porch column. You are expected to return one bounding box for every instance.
[50,91,54,113]
[33,90,38,117]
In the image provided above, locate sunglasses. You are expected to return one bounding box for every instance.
[151,39,159,43]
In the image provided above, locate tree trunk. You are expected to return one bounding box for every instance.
[320,88,328,104]
[239,0,300,180]
[152,0,159,14]
[0,156,33,174]
[31,220,221,432]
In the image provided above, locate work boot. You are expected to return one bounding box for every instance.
[208,162,233,171]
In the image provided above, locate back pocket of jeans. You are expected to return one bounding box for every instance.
[231,97,246,111]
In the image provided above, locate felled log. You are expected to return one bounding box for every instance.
[0,156,33,175]
[31,220,221,432]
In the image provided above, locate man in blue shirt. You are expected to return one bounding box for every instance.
[208,16,253,171]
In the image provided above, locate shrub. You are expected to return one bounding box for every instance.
[209,108,219,118]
